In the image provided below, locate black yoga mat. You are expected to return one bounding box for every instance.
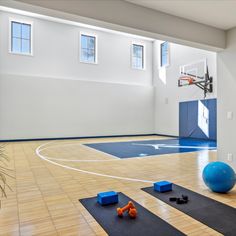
[79,192,186,236]
[142,184,236,236]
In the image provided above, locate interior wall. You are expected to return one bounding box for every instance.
[0,11,153,85]
[0,75,154,140]
[4,0,225,51]
[217,27,236,170]
[0,11,219,141]
[0,11,154,140]
[153,41,217,136]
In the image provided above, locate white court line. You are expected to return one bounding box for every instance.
[35,141,216,183]
[40,141,120,159]
[37,141,216,163]
[35,142,154,183]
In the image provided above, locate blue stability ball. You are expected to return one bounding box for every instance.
[203,162,236,193]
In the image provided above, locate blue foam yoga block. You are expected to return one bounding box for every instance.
[97,191,118,205]
[154,181,172,192]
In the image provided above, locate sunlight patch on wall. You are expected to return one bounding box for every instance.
[198,100,209,137]
[158,67,167,85]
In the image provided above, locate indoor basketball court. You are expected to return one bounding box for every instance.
[0,1,235,236]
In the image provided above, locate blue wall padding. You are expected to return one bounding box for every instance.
[179,98,217,140]
[97,191,118,205]
[179,102,189,137]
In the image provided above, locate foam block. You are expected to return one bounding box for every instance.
[97,191,118,205]
[154,181,172,193]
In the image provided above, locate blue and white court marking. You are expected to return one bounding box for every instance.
[84,138,217,158]
[36,138,217,183]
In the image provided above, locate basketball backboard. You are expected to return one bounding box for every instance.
[179,59,207,86]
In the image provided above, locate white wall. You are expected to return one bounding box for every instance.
[0,11,154,140]
[217,28,236,170]
[153,41,217,136]
[2,0,225,51]
[0,74,154,139]
[0,12,153,86]
[0,10,219,141]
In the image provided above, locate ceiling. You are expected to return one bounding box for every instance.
[125,0,236,30]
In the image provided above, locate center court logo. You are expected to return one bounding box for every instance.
[132,143,215,150]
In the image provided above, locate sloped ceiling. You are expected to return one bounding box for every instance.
[125,0,236,30]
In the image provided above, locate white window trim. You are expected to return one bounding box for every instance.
[131,42,146,70]
[79,32,98,64]
[9,17,34,56]
[160,41,170,68]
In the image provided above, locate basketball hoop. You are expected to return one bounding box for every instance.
[178,76,195,85]
[178,60,213,98]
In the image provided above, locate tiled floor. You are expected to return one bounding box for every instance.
[0,136,235,236]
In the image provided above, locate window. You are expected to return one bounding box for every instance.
[160,41,169,67]
[10,20,32,55]
[132,44,144,70]
[80,33,97,63]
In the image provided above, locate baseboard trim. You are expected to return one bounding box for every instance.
[0,133,157,142]
[0,133,216,143]
[155,133,179,138]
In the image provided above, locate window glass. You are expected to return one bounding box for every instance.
[161,42,169,67]
[132,44,144,69]
[11,21,31,55]
[22,24,30,39]
[12,22,21,38]
[81,34,96,63]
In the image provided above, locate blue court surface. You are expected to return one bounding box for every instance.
[84,138,217,159]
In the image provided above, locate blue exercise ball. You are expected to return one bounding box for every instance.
[203,161,236,193]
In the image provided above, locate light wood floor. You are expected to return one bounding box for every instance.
[0,135,235,236]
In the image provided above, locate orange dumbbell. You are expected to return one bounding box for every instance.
[128,207,137,218]
[117,201,137,218]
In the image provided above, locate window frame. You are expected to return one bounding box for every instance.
[131,42,145,70]
[9,18,33,56]
[160,41,170,67]
[79,32,98,64]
